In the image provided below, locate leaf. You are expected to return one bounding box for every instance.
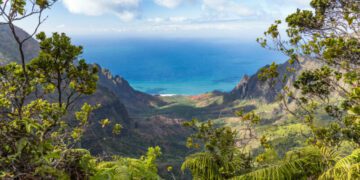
[320,149,360,180]
[112,123,122,135]
[100,119,111,128]
[16,138,28,155]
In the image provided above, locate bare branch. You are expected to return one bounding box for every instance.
[21,10,47,44]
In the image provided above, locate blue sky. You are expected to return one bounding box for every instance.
[16,0,311,39]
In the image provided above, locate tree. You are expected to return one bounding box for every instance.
[30,32,98,110]
[184,0,359,179]
[0,0,56,127]
[237,0,360,179]
[256,0,359,147]
[0,29,102,178]
[181,119,252,179]
[0,1,162,179]
[0,0,57,81]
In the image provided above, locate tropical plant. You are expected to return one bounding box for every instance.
[257,0,360,147]
[234,146,340,180]
[182,119,251,179]
[92,146,162,180]
[0,0,162,179]
[320,148,360,180]
[184,0,359,179]
[0,33,100,178]
[241,0,360,179]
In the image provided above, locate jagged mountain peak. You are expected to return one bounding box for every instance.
[0,25,169,156]
[226,57,321,103]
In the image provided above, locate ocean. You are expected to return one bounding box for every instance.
[73,37,286,95]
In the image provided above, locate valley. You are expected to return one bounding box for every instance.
[0,23,308,177]
[0,1,359,176]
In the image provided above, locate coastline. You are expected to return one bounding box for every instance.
[158,94,178,97]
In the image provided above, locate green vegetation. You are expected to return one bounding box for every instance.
[182,0,360,179]
[181,119,251,179]
[0,0,161,179]
[0,0,359,179]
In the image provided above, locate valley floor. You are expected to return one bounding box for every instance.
[127,93,320,178]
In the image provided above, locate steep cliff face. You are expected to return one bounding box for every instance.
[97,67,165,114]
[225,58,321,103]
[0,25,164,115]
[0,25,174,156]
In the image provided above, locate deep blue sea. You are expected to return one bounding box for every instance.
[73,37,286,95]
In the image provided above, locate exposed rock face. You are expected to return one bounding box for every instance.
[97,67,165,114]
[0,25,164,115]
[232,74,250,99]
[226,58,321,103]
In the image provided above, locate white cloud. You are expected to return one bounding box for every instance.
[146,16,188,24]
[84,20,267,39]
[55,0,314,37]
[291,0,311,6]
[202,0,255,18]
[154,0,183,8]
[169,16,187,23]
[267,0,311,9]
[62,0,140,21]
[147,17,165,23]
[56,24,65,28]
[257,0,312,21]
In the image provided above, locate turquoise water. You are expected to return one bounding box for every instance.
[74,37,286,95]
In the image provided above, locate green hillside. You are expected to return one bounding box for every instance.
[0,0,359,179]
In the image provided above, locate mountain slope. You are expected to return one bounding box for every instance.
[0,25,39,64]
[0,24,328,179]
[0,25,191,173]
[0,25,164,113]
[225,58,321,103]
[98,67,165,114]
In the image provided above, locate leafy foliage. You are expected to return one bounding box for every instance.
[92,146,162,180]
[184,0,359,179]
[320,148,360,180]
[1,0,359,179]
[182,119,251,179]
[257,0,360,148]
[0,0,57,81]
[234,146,340,180]
[0,1,162,179]
[30,32,99,109]
[241,0,360,179]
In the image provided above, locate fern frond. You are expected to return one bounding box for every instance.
[232,157,311,180]
[319,149,360,180]
[232,146,327,180]
[319,146,342,163]
[181,152,222,180]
